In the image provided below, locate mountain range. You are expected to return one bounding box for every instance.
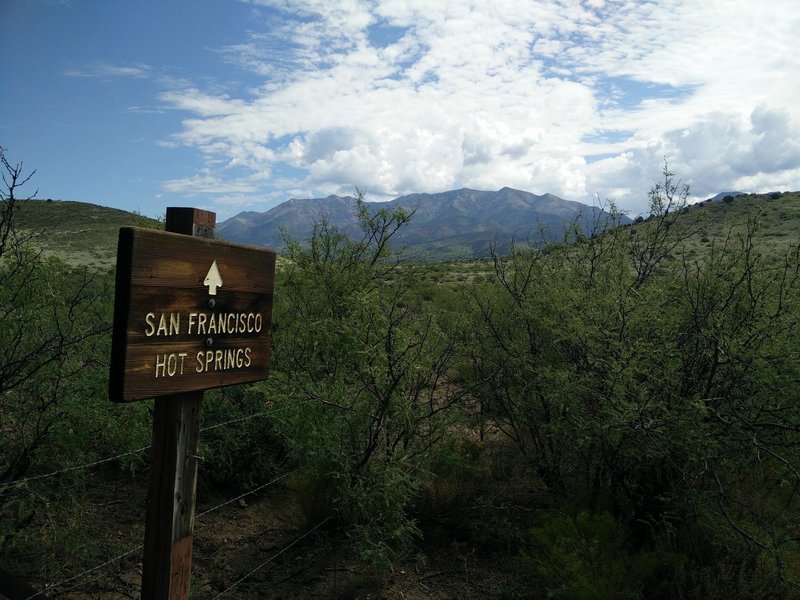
[218,187,630,260]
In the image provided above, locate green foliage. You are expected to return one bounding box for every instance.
[665,521,795,599]
[525,510,685,599]
[0,256,152,552]
[0,149,150,567]
[464,168,800,589]
[199,384,288,490]
[262,196,462,566]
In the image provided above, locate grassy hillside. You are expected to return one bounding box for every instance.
[664,190,800,264]
[12,199,161,269]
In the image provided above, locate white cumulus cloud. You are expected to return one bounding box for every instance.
[158,0,800,215]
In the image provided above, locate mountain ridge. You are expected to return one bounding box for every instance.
[218,187,630,260]
[8,190,800,267]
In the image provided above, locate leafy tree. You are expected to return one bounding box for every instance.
[465,166,800,593]
[625,160,697,287]
[263,194,464,566]
[0,149,149,561]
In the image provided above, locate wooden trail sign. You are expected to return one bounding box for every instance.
[109,224,276,402]
[108,207,275,600]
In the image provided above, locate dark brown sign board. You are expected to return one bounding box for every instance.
[109,227,275,402]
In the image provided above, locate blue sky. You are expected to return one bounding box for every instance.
[2,0,798,221]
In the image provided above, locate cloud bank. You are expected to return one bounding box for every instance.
[160,0,800,216]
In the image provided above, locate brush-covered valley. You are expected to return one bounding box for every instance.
[3,164,800,599]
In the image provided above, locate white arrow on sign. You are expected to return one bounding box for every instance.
[204,260,223,295]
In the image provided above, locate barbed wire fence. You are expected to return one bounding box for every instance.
[23,465,308,599]
[2,403,326,599]
[0,446,151,492]
[0,405,288,492]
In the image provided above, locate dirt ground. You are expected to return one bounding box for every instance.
[11,471,533,599]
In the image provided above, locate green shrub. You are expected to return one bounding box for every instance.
[198,384,288,490]
[525,510,685,600]
[258,196,463,566]
[463,165,800,590]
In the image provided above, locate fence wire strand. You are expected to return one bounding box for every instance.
[1,404,288,491]
[0,445,151,491]
[24,544,144,600]
[196,467,301,520]
[19,465,300,599]
[200,407,279,433]
[210,515,334,599]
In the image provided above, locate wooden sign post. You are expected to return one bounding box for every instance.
[109,207,275,599]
